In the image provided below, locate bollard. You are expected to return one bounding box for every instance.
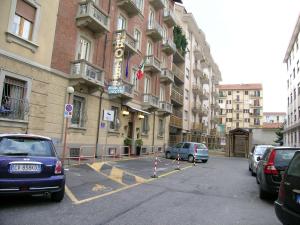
[175,152,180,170]
[151,155,158,178]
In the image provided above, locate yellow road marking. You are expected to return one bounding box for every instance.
[89,162,105,171]
[87,163,127,186]
[110,167,125,185]
[92,184,106,192]
[65,185,79,204]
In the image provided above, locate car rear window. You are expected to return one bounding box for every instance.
[274,150,298,167]
[195,143,207,149]
[255,146,269,155]
[0,137,55,157]
[287,153,300,177]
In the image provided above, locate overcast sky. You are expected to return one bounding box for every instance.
[182,0,300,112]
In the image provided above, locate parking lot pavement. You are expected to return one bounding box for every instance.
[65,155,193,204]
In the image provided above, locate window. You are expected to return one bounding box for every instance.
[148,8,155,28]
[158,118,164,137]
[287,153,300,177]
[134,29,141,51]
[161,55,167,68]
[297,60,300,73]
[131,68,138,91]
[117,15,127,30]
[294,88,297,100]
[228,91,231,95]
[12,0,36,41]
[219,99,223,103]
[184,110,188,120]
[245,91,248,95]
[142,115,149,134]
[236,104,239,110]
[186,68,189,80]
[77,37,91,61]
[288,80,289,89]
[236,122,239,128]
[71,96,86,128]
[160,86,165,101]
[236,113,239,119]
[293,68,296,79]
[185,89,189,100]
[0,75,30,121]
[162,26,167,43]
[109,106,119,130]
[182,143,190,149]
[146,41,153,56]
[135,0,144,12]
[144,76,151,94]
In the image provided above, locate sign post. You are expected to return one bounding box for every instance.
[103,110,115,158]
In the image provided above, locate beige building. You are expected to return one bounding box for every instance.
[217,84,263,133]
[174,5,222,144]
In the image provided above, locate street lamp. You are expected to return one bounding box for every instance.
[62,86,74,165]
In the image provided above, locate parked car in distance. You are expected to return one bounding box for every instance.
[256,146,300,199]
[0,134,65,202]
[249,145,273,176]
[165,142,209,163]
[275,150,300,225]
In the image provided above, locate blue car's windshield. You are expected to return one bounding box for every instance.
[0,137,55,157]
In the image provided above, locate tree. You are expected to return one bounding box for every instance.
[173,25,188,56]
[274,125,284,146]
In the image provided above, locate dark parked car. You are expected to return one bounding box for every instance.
[165,142,209,163]
[0,134,65,202]
[256,147,300,199]
[275,151,300,225]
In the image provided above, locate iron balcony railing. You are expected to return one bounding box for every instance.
[163,8,176,27]
[144,55,161,73]
[158,101,173,114]
[116,0,141,17]
[147,21,163,41]
[160,68,174,84]
[143,93,159,109]
[0,96,28,120]
[162,38,176,55]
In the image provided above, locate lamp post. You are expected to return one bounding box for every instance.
[62,86,74,165]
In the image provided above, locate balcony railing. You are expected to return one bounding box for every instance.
[200,57,209,68]
[200,73,209,84]
[192,103,201,113]
[193,63,202,78]
[117,0,141,17]
[107,80,134,100]
[142,93,159,110]
[171,88,184,106]
[158,101,173,114]
[199,90,209,100]
[173,49,185,64]
[170,115,182,128]
[162,38,176,55]
[192,85,200,95]
[199,107,209,116]
[146,21,163,41]
[163,8,176,27]
[144,55,161,73]
[194,46,202,61]
[0,96,28,120]
[115,30,137,55]
[173,108,183,118]
[160,68,174,84]
[149,0,165,10]
[76,1,110,34]
[70,59,105,90]
[172,63,184,83]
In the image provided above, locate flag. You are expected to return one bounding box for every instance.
[125,51,130,79]
[136,60,145,80]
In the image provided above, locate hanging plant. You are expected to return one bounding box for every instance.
[173,25,188,56]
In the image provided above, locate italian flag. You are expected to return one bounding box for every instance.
[136,60,145,80]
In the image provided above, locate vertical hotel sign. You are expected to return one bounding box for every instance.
[109,32,126,93]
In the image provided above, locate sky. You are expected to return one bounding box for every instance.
[182,0,300,112]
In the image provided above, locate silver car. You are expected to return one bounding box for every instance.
[248,145,273,176]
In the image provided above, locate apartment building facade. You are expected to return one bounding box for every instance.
[218,84,263,133]
[173,5,222,144]
[0,0,182,156]
[263,112,285,124]
[283,14,300,146]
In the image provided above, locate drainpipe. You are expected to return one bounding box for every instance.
[95,0,111,157]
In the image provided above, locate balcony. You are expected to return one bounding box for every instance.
[219,93,227,98]
[199,107,209,117]
[211,103,220,110]
[149,0,165,10]
[199,90,209,100]
[200,57,209,68]
[234,98,243,103]
[117,0,141,17]
[146,21,163,41]
[194,46,203,61]
[211,116,220,124]
[171,85,184,106]
[192,85,201,96]
[158,101,173,115]
[170,115,182,129]
[114,30,137,55]
[144,55,161,73]
[200,73,209,84]
[172,63,184,84]
[107,80,134,100]
[192,104,201,114]
[163,8,176,27]
[193,63,203,78]
[160,68,174,84]
[76,1,110,35]
[142,94,159,111]
[173,49,185,64]
[70,59,104,93]
[234,108,243,113]
[162,39,176,55]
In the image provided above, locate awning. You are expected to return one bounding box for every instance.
[124,102,151,115]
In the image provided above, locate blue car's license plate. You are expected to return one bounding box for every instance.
[296,194,300,204]
[10,164,41,173]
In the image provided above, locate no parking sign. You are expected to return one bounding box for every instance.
[64,104,73,118]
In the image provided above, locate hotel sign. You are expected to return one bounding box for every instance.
[111,32,126,87]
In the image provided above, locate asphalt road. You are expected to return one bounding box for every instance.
[0,156,281,225]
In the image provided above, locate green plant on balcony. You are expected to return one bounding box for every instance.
[173,25,187,56]
[135,139,143,147]
[124,137,133,146]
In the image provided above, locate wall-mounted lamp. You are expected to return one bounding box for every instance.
[138,114,145,120]
[122,110,129,116]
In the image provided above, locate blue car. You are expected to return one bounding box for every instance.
[0,134,65,202]
[165,142,209,163]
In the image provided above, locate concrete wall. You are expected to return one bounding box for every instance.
[251,128,277,147]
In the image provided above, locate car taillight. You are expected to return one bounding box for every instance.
[54,160,62,174]
[278,178,286,202]
[264,150,278,175]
